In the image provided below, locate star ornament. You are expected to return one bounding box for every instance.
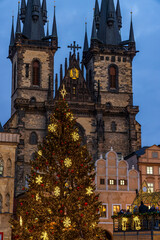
[38,150,43,156]
[86,186,93,196]
[54,186,60,197]
[48,123,57,133]
[60,84,67,99]
[36,175,43,185]
[64,158,72,168]
[41,231,49,240]
[63,217,71,228]
[72,132,79,141]
[66,112,74,121]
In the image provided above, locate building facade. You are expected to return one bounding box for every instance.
[4,0,141,197]
[0,132,19,240]
[96,149,139,239]
[126,145,160,193]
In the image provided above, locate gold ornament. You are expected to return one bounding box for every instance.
[48,123,57,133]
[20,216,23,226]
[133,216,141,230]
[41,231,49,240]
[122,217,128,231]
[48,208,52,214]
[54,186,60,197]
[63,217,71,228]
[66,112,74,121]
[65,182,69,187]
[60,84,67,99]
[36,175,43,185]
[86,186,93,196]
[72,132,79,141]
[36,193,40,201]
[70,67,79,79]
[64,158,72,168]
[35,218,39,223]
[38,150,43,156]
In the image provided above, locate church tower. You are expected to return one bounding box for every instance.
[82,0,141,158]
[5,0,58,195]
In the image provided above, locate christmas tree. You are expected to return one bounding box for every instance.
[11,86,104,240]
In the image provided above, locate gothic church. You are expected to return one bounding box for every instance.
[4,0,141,196]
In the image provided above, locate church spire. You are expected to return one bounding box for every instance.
[52,6,57,38]
[16,2,21,34]
[23,0,45,40]
[46,20,49,36]
[20,0,26,23]
[91,16,97,40]
[116,0,122,30]
[83,22,89,53]
[10,16,15,46]
[94,0,100,29]
[107,0,115,27]
[129,12,135,43]
[42,0,47,25]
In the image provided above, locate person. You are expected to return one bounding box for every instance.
[139,201,148,213]
[149,205,156,212]
[133,205,138,214]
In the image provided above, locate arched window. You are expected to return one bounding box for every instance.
[13,63,17,90]
[111,121,117,132]
[33,60,40,86]
[109,65,118,89]
[0,158,4,176]
[30,97,36,103]
[0,194,2,213]
[5,194,10,212]
[7,159,12,176]
[30,132,38,145]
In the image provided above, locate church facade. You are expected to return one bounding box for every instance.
[4,0,141,200]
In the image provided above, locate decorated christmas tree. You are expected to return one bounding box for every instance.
[11,86,104,240]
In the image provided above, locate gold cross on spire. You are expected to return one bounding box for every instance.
[60,85,67,99]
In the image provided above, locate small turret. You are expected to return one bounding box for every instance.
[107,0,115,27]
[83,22,89,54]
[10,16,15,47]
[46,20,49,36]
[129,12,135,43]
[32,0,40,22]
[91,17,97,41]
[94,0,100,29]
[116,0,122,30]
[52,6,57,38]
[42,0,47,25]
[20,0,26,23]
[16,2,21,34]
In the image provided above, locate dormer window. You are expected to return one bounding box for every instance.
[33,60,40,86]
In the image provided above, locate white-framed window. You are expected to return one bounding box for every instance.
[120,179,125,186]
[100,204,108,219]
[126,204,131,211]
[147,166,153,174]
[109,179,114,185]
[100,178,105,185]
[112,204,121,215]
[148,183,154,193]
[152,152,158,158]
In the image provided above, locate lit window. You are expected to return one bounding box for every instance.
[113,205,120,215]
[73,87,76,95]
[100,205,107,218]
[100,179,105,185]
[126,205,131,211]
[109,179,114,185]
[120,180,125,186]
[0,158,4,176]
[147,167,153,174]
[152,152,158,158]
[148,183,154,193]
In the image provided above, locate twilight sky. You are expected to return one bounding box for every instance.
[0,0,160,148]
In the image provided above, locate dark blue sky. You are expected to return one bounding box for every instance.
[0,0,160,147]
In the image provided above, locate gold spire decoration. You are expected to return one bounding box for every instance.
[60,84,67,99]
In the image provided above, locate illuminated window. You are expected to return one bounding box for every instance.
[100,178,105,185]
[120,180,125,186]
[0,158,4,176]
[148,183,154,193]
[147,166,153,174]
[73,87,76,95]
[152,152,158,158]
[109,179,114,185]
[126,205,131,211]
[33,60,40,86]
[113,205,121,215]
[100,204,107,218]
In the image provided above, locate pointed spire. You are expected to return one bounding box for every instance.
[116,0,122,30]
[42,0,47,25]
[129,12,135,43]
[83,22,89,52]
[20,0,26,23]
[60,64,63,85]
[91,17,97,40]
[107,0,115,27]
[10,16,15,46]
[16,2,21,34]
[0,122,3,132]
[52,6,57,38]
[46,20,49,36]
[94,0,100,29]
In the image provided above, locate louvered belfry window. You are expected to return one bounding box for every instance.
[109,66,116,89]
[33,60,40,86]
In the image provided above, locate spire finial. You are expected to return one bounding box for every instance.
[52,2,58,38]
[129,11,135,43]
[10,15,15,46]
[16,1,21,34]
